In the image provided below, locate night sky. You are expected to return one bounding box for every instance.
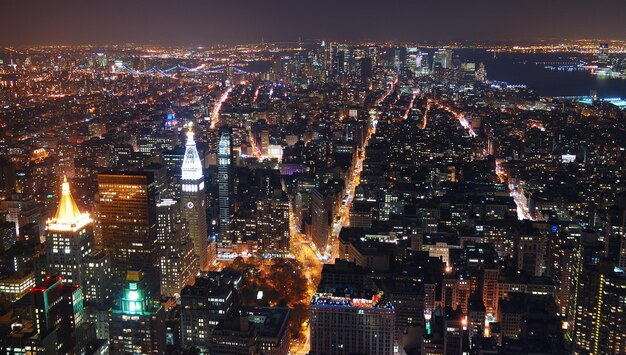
[2,0,626,45]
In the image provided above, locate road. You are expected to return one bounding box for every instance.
[210,86,233,129]
[434,98,535,221]
[288,84,395,354]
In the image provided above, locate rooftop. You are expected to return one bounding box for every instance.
[46,177,91,232]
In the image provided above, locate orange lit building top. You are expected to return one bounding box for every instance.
[46,176,92,232]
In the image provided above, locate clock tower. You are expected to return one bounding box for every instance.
[180,124,209,269]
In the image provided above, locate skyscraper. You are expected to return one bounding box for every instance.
[573,261,626,354]
[218,129,233,250]
[180,125,209,270]
[311,187,332,254]
[180,273,239,351]
[45,177,93,286]
[433,48,453,70]
[2,276,87,354]
[157,199,198,297]
[256,192,290,256]
[109,270,166,354]
[95,171,158,291]
[598,43,610,69]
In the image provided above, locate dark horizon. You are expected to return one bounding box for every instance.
[2,0,626,46]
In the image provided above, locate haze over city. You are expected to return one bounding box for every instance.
[2,0,626,44]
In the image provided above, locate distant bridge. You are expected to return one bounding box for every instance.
[113,64,251,76]
[556,96,626,108]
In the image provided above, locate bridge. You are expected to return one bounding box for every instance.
[113,63,251,76]
[556,96,626,108]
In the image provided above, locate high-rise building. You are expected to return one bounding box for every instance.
[256,192,290,256]
[546,224,582,340]
[443,306,466,355]
[0,157,16,198]
[311,187,332,254]
[481,268,499,315]
[45,182,112,342]
[433,49,453,70]
[2,276,87,354]
[95,171,159,291]
[217,129,233,250]
[0,194,43,238]
[83,249,112,341]
[442,278,471,315]
[406,47,419,76]
[109,270,166,354]
[598,43,610,69]
[180,125,209,270]
[573,261,626,354]
[45,177,94,286]
[515,233,547,277]
[310,291,395,355]
[157,199,198,297]
[180,272,240,352]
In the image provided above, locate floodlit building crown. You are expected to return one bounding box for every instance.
[46,176,92,232]
[181,123,204,181]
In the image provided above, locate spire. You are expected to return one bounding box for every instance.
[181,123,204,181]
[186,122,196,147]
[47,176,91,231]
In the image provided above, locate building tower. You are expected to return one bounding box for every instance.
[598,43,610,69]
[157,199,198,297]
[109,270,166,354]
[2,276,88,354]
[217,129,233,250]
[256,191,290,256]
[45,177,94,286]
[180,124,209,270]
[95,171,158,292]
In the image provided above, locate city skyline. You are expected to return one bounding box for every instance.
[1,4,625,354]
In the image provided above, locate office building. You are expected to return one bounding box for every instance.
[598,43,610,68]
[256,193,290,256]
[180,272,240,352]
[157,199,198,297]
[180,125,209,270]
[44,177,94,286]
[310,291,395,355]
[311,187,332,255]
[109,271,166,354]
[1,276,87,354]
[95,171,159,291]
[217,129,233,250]
[574,261,626,354]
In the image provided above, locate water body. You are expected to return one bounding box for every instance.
[456,49,626,98]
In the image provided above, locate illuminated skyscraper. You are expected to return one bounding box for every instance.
[217,129,233,250]
[406,47,419,76]
[256,192,290,256]
[157,199,198,297]
[180,125,209,270]
[598,43,610,69]
[180,273,239,351]
[95,171,158,291]
[573,261,626,354]
[433,48,453,70]
[109,271,166,354]
[45,177,94,286]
